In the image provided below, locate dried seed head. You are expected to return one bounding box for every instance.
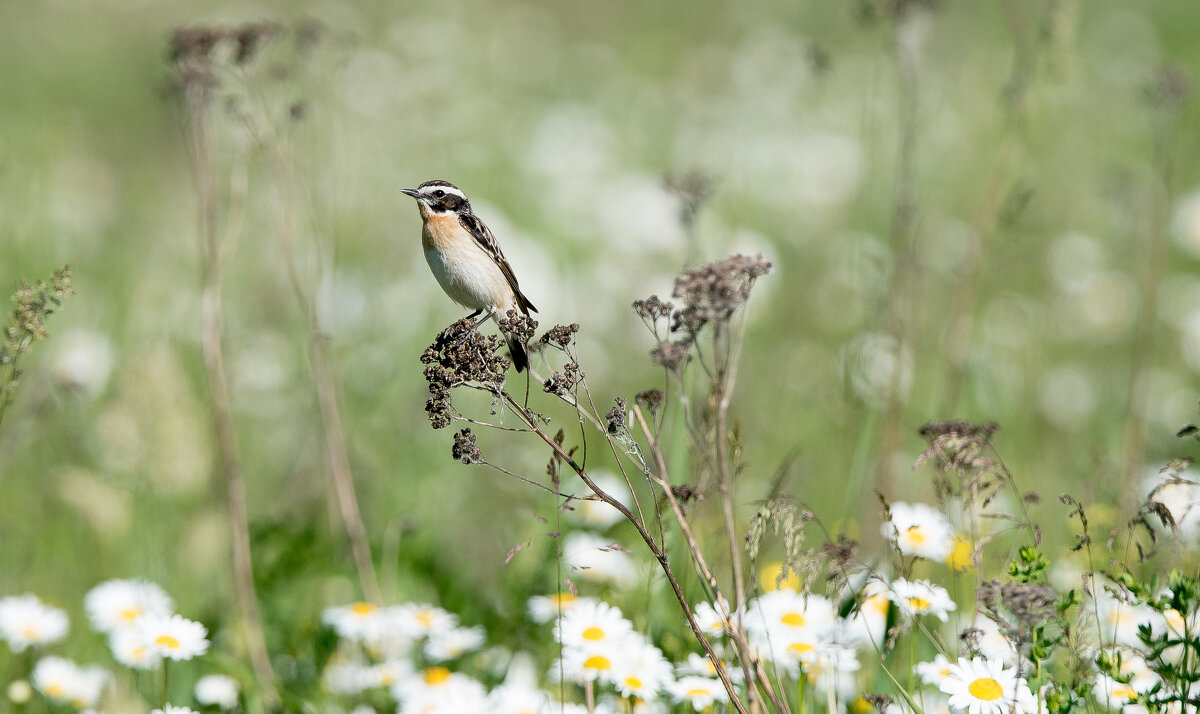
[671,253,772,334]
[635,389,664,413]
[605,397,628,435]
[632,295,675,321]
[537,323,580,349]
[451,429,482,464]
[650,340,691,371]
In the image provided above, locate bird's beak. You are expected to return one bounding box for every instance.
[400,188,420,198]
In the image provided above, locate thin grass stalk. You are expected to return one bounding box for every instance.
[500,391,751,714]
[1119,95,1177,517]
[874,10,924,500]
[632,405,791,714]
[183,72,279,711]
[250,94,382,604]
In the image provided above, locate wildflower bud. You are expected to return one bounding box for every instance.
[7,680,31,704]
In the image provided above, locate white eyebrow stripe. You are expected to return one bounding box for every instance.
[422,185,466,199]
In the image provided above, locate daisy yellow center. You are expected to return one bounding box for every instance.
[948,536,973,572]
[686,688,711,698]
[416,610,434,626]
[156,634,181,649]
[423,667,451,685]
[968,677,1004,701]
[625,676,643,689]
[46,683,64,698]
[781,612,805,626]
[908,597,931,610]
[906,526,926,544]
[870,594,890,614]
[851,696,873,714]
[71,698,87,708]
[21,625,38,640]
[583,655,611,670]
[1113,685,1136,700]
[787,642,814,655]
[120,606,143,622]
[1166,609,1185,631]
[350,602,375,616]
[582,626,606,640]
[554,593,577,606]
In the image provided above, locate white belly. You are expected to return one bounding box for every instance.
[425,245,513,312]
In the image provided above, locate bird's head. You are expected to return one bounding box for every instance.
[401,180,470,218]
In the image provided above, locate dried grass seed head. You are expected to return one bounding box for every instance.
[670,253,773,334]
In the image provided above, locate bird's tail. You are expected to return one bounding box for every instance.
[507,332,529,373]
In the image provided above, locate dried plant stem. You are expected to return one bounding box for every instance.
[875,13,923,499]
[184,82,279,709]
[500,392,751,714]
[260,110,382,604]
[1120,123,1174,517]
[632,405,791,714]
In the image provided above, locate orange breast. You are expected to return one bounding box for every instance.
[421,214,461,252]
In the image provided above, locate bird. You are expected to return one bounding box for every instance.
[401,180,538,372]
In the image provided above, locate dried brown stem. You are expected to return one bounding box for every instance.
[255,94,382,604]
[501,392,751,714]
[184,77,279,709]
[633,405,791,714]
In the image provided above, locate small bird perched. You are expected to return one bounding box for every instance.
[401,180,538,372]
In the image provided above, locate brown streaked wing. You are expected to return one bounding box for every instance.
[458,212,538,314]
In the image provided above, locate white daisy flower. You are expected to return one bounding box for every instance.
[669,676,729,712]
[967,615,1020,667]
[888,578,957,622]
[804,643,860,697]
[916,653,955,686]
[555,638,623,684]
[109,626,160,670]
[527,593,592,624]
[562,531,638,588]
[394,602,458,638]
[32,656,109,709]
[939,657,1033,714]
[194,673,239,709]
[151,706,200,714]
[321,601,388,642]
[844,580,891,648]
[392,667,488,714]
[84,579,173,633]
[692,599,731,638]
[881,502,954,561]
[611,634,674,701]
[486,682,550,714]
[321,657,371,695]
[1091,673,1140,709]
[553,599,634,650]
[1094,592,1158,648]
[136,613,209,661]
[745,590,840,670]
[0,594,69,652]
[745,590,838,639]
[568,472,631,529]
[425,625,487,662]
[674,652,745,683]
[361,658,414,689]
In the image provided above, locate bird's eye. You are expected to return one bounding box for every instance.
[433,189,445,198]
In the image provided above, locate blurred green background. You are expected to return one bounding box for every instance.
[3,0,1200,688]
